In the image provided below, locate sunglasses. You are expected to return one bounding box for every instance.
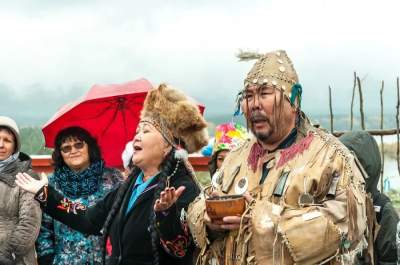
[60,141,85,153]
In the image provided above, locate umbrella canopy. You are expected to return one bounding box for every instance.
[42,79,205,167]
[43,79,153,167]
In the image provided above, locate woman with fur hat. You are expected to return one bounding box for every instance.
[0,116,42,265]
[16,84,209,265]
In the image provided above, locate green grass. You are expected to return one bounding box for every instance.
[387,189,400,209]
[195,171,211,187]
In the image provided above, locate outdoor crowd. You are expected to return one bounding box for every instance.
[0,50,398,265]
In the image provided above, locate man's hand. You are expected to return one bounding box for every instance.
[205,192,254,231]
[205,213,242,231]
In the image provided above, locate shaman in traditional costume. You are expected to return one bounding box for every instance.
[188,50,372,265]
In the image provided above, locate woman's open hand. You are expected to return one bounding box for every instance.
[15,172,48,194]
[154,186,185,212]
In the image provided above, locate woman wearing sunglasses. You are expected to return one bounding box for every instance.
[35,126,123,265]
[16,84,208,265]
[0,116,41,265]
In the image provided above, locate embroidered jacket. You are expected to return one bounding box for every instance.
[187,117,369,265]
[36,167,122,265]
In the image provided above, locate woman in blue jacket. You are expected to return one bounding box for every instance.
[36,126,122,265]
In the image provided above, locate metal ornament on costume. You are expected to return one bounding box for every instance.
[235,177,248,195]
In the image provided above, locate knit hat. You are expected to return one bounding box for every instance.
[140,84,209,154]
[238,49,302,109]
[213,122,248,155]
[0,116,21,153]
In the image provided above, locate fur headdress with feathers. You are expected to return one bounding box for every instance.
[140,84,208,154]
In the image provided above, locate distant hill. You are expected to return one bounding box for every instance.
[20,127,53,155]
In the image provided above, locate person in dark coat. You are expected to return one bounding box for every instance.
[0,116,41,265]
[339,131,399,265]
[16,84,209,265]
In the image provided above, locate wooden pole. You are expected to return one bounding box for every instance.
[357,76,366,130]
[380,80,384,193]
[329,86,334,134]
[350,72,356,130]
[396,77,400,176]
[332,128,400,137]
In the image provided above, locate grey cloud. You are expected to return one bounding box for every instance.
[0,0,399,127]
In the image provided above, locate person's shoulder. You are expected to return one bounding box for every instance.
[173,173,196,186]
[378,194,398,215]
[221,137,254,166]
[102,167,124,185]
[23,167,40,180]
[172,172,200,193]
[311,128,354,158]
[231,137,253,153]
[15,152,36,174]
[306,128,364,184]
[47,173,56,184]
[172,175,201,205]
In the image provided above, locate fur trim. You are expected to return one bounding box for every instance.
[175,148,188,160]
[141,84,209,153]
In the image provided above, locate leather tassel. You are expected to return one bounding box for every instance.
[346,186,359,241]
[313,166,333,201]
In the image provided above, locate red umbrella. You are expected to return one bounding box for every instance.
[42,79,205,167]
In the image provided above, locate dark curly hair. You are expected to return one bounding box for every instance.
[52,126,102,168]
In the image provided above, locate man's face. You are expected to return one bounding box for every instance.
[241,85,294,143]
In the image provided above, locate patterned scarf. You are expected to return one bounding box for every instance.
[0,152,19,174]
[54,160,104,199]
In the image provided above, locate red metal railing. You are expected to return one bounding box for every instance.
[31,155,210,173]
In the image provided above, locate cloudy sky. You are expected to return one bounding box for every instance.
[1,0,399,126]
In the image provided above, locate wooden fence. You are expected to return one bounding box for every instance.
[329,72,400,191]
[32,155,210,173]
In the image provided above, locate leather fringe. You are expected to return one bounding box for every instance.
[346,186,359,241]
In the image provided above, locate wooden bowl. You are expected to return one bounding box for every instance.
[205,195,245,224]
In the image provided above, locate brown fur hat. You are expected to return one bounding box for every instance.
[140,84,209,153]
